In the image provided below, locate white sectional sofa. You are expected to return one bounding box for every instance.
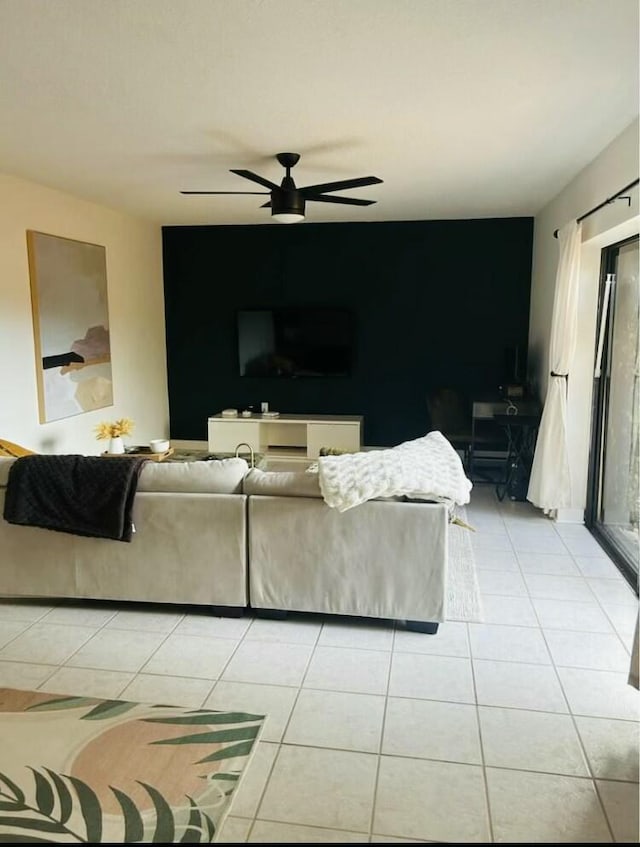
[0,457,250,612]
[244,469,448,630]
[0,457,449,631]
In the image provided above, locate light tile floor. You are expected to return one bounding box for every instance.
[0,484,638,842]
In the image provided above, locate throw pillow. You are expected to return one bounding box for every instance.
[0,439,35,458]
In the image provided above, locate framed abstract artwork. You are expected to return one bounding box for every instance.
[26,231,113,423]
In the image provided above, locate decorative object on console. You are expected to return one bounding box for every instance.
[503,383,525,398]
[149,439,170,453]
[221,408,238,417]
[95,418,135,455]
[26,231,113,424]
[234,442,256,468]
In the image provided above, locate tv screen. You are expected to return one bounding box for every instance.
[238,308,353,377]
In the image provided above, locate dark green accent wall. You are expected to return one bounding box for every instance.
[162,217,533,446]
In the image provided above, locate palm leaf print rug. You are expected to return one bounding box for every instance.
[0,687,265,842]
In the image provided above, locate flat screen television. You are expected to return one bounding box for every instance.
[237,308,353,377]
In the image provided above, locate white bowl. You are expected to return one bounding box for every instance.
[149,439,170,453]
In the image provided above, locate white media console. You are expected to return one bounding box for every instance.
[207,413,362,461]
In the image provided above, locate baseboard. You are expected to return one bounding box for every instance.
[555,508,585,524]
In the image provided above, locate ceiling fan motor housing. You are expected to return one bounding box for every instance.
[271,187,305,218]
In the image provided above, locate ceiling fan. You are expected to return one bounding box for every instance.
[180,152,383,223]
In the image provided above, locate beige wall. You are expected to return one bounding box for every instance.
[528,118,639,521]
[0,173,168,455]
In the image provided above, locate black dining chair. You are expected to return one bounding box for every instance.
[426,388,473,469]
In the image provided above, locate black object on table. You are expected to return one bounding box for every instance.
[493,413,541,502]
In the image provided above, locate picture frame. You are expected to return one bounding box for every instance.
[26,230,114,423]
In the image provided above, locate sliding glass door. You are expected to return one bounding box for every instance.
[587,236,639,586]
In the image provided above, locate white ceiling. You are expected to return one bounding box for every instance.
[0,0,638,226]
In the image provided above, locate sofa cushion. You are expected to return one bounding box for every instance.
[0,456,249,495]
[242,468,323,498]
[138,457,249,494]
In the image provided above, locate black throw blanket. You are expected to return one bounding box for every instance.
[3,455,148,542]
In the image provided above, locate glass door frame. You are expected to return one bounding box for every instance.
[585,234,639,591]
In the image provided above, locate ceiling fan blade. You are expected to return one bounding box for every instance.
[301,176,382,196]
[307,195,376,206]
[260,201,272,208]
[230,169,279,190]
[180,190,269,195]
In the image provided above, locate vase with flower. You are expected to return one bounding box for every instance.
[94,418,135,454]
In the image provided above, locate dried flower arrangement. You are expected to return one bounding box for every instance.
[94,418,135,440]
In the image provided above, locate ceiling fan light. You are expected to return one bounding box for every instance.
[271,212,305,224]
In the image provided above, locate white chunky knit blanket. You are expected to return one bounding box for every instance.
[317,431,472,512]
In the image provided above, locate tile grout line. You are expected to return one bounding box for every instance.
[467,619,496,843]
[113,610,189,700]
[466,497,637,780]
[0,617,41,653]
[192,615,260,708]
[4,633,635,717]
[526,563,618,843]
[546,526,637,656]
[136,613,262,694]
[0,603,145,691]
[54,607,185,698]
[244,814,372,841]
[551,520,638,609]
[263,618,323,737]
[244,616,324,831]
[582,581,638,657]
[366,620,396,840]
[34,604,133,687]
[225,739,639,782]
[476,500,617,822]
[0,603,69,692]
[508,543,632,672]
[592,775,636,844]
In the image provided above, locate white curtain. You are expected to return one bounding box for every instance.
[629,315,639,528]
[629,617,639,690]
[528,221,582,511]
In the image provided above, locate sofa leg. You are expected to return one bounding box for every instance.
[210,605,244,618]
[255,608,288,620]
[406,620,439,634]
